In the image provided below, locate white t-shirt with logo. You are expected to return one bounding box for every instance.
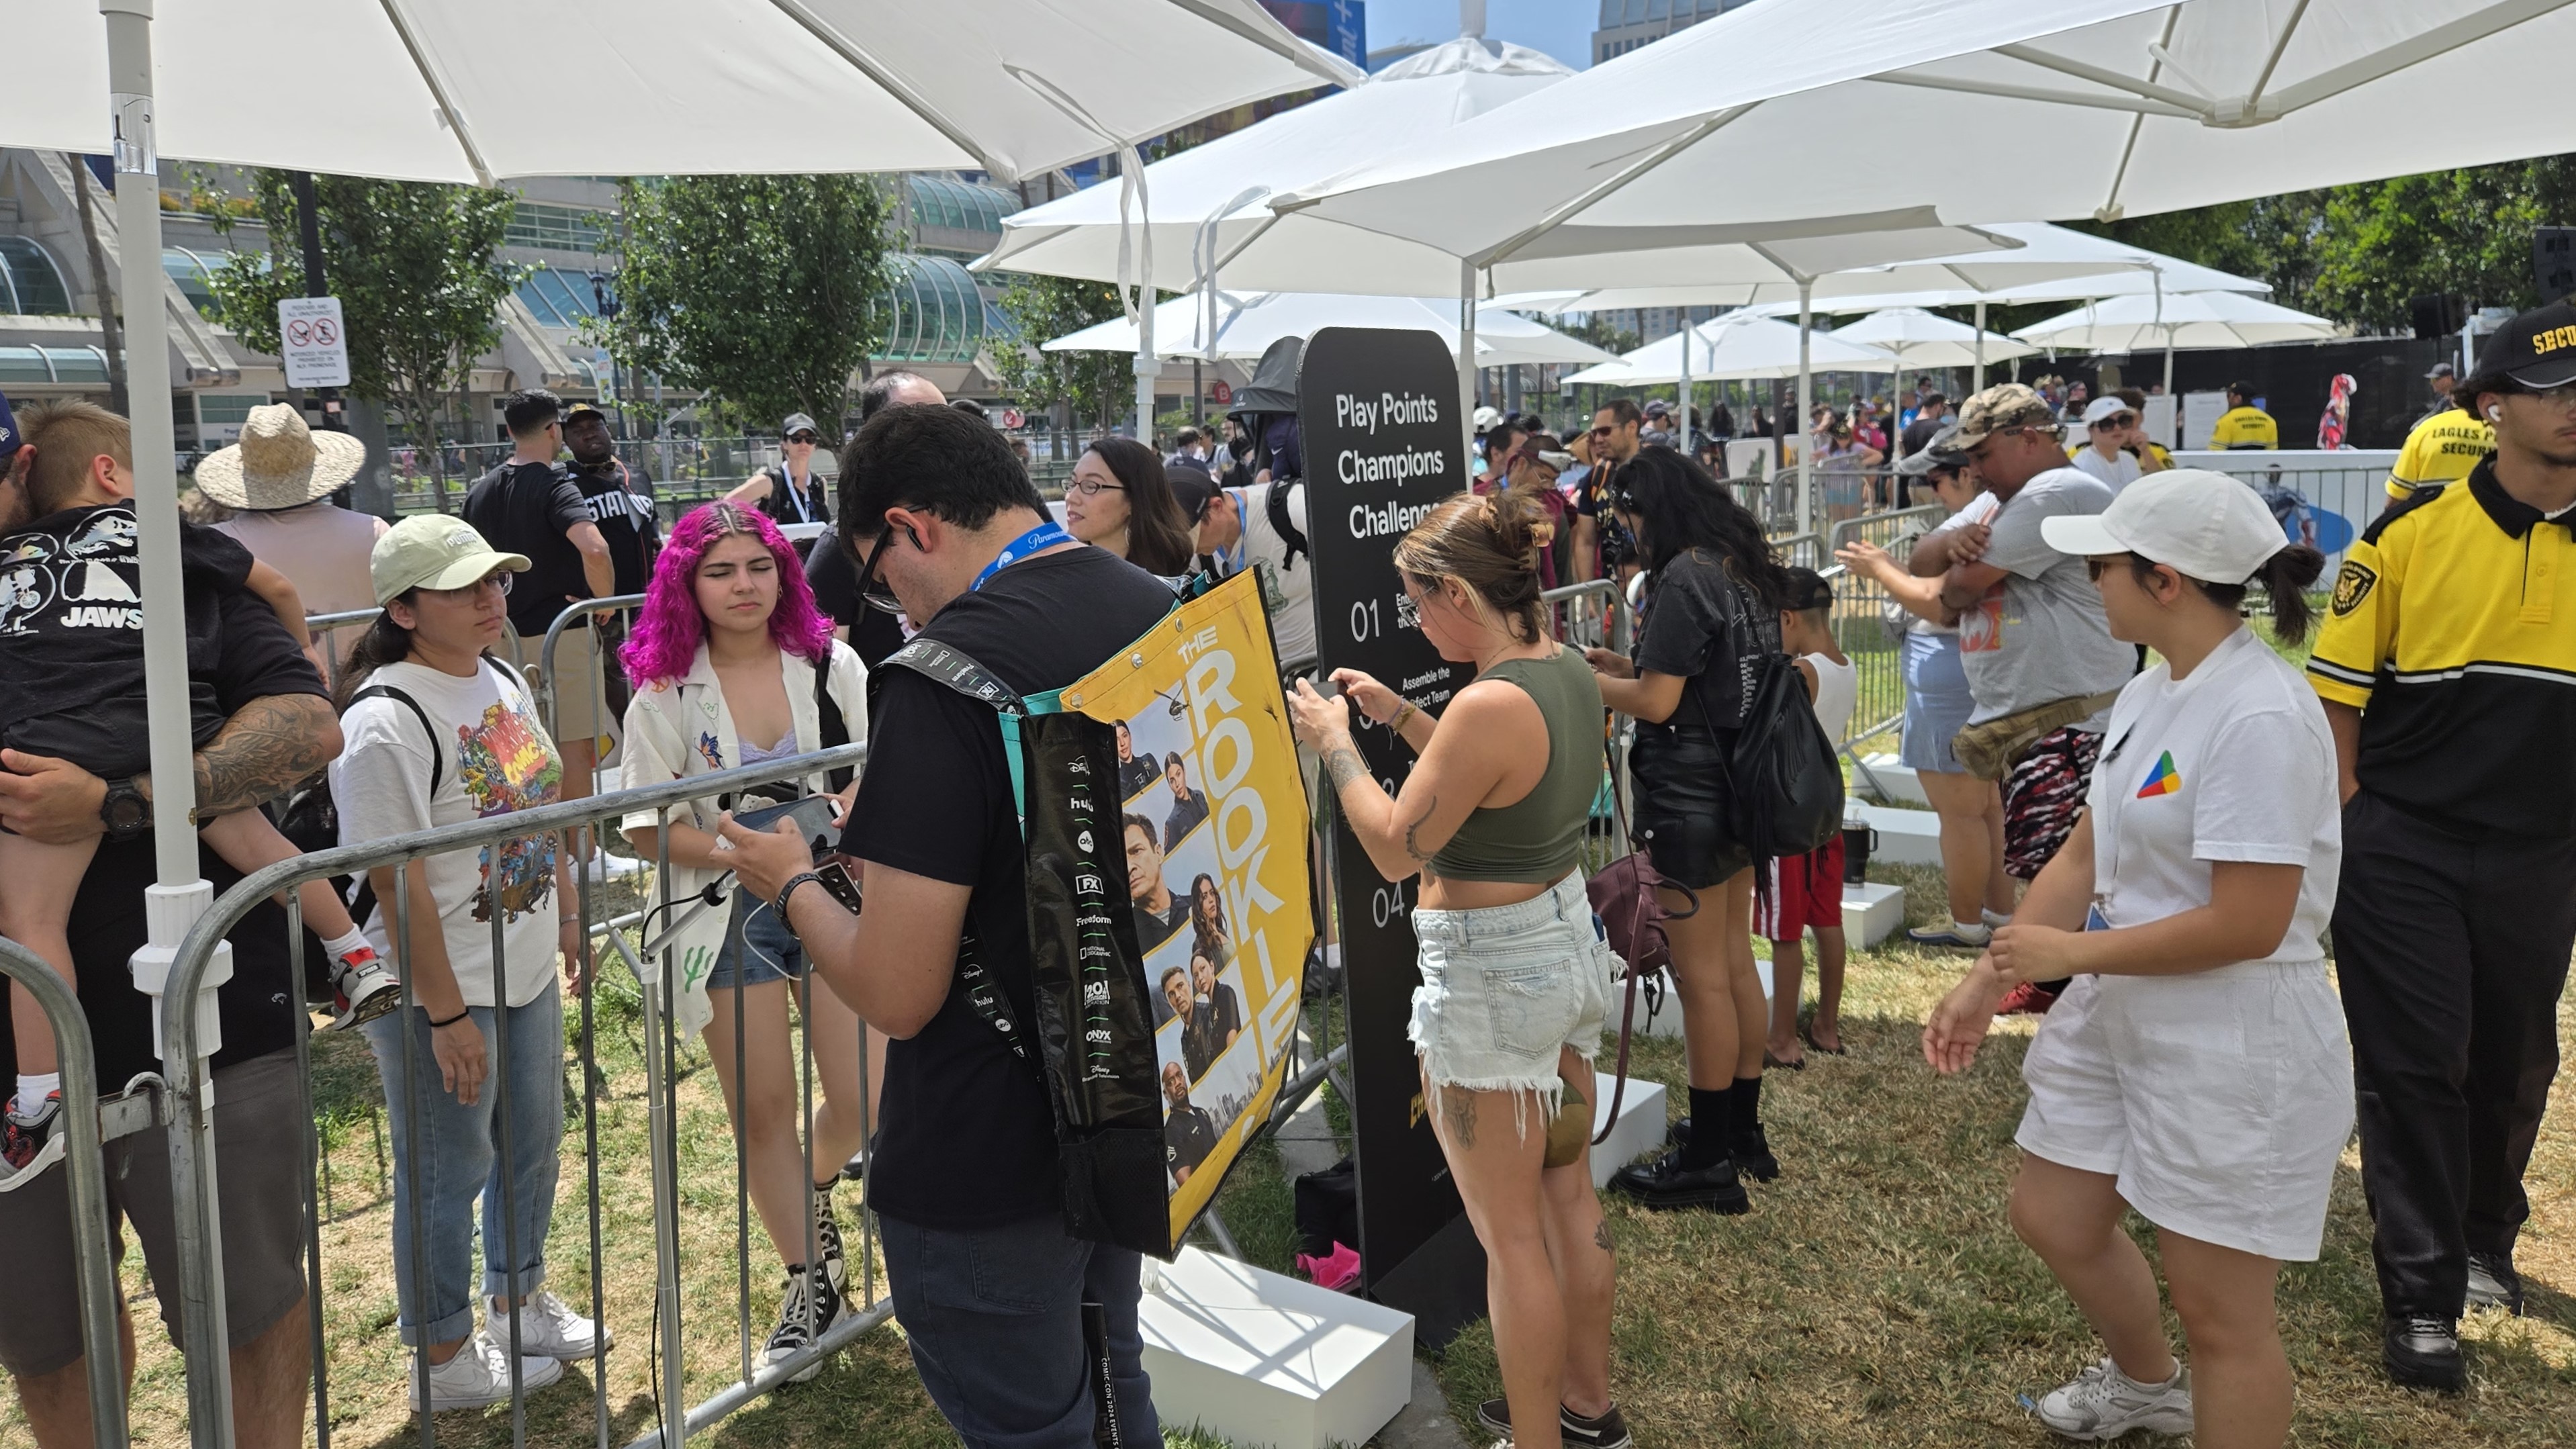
[332,657,565,1007]
[2086,627,2340,963]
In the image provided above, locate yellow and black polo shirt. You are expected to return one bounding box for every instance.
[2209,406,2279,450]
[2383,408,2493,501]
[2308,459,2576,837]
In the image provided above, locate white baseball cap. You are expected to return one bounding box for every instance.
[371,514,531,605]
[2040,469,2286,585]
[2080,395,2133,426]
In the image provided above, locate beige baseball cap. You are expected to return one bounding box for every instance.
[2040,469,2287,586]
[370,514,531,605]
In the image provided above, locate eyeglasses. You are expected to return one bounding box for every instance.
[852,526,905,616]
[1066,476,1127,497]
[422,571,513,601]
[2088,416,2135,431]
[2497,381,2576,409]
[786,432,821,445]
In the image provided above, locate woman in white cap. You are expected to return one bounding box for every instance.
[333,516,607,1413]
[1924,471,2346,1448]
[195,402,387,683]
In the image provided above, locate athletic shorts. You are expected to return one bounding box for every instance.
[1757,835,1846,942]
[2016,968,2354,1262]
[0,1051,308,1377]
[1408,872,1612,1137]
[2000,725,2101,881]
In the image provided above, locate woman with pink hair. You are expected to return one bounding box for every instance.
[616,502,872,1381]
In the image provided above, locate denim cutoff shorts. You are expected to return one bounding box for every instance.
[1408,872,1614,1133]
[709,888,808,989]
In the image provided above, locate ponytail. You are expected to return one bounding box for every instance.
[2129,543,2325,644]
[1391,489,1548,643]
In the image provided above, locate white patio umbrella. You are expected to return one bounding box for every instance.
[2014,290,2340,352]
[1814,308,2037,369]
[1565,312,1897,385]
[1043,291,1613,369]
[6,7,1353,1432]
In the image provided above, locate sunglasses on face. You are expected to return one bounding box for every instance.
[787,432,821,445]
[2089,416,2135,431]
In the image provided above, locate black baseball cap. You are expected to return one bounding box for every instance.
[1895,422,1966,476]
[0,392,19,468]
[2463,299,2576,405]
[1165,465,1216,523]
[563,402,608,424]
[1784,566,1834,611]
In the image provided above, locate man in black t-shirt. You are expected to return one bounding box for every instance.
[563,404,657,591]
[463,389,615,801]
[0,473,336,1445]
[1571,397,1643,583]
[723,402,1175,1448]
[1900,393,1949,458]
[1162,1062,1218,1186]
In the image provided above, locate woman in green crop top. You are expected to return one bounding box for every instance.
[1287,490,1630,1449]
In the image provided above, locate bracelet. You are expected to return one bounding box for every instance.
[1389,702,1418,732]
[775,871,827,921]
[428,1009,471,1029]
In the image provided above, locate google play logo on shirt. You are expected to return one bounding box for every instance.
[2135,751,2182,798]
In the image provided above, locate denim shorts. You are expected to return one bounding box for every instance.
[1408,872,1613,1130]
[710,889,807,989]
[1898,630,1974,775]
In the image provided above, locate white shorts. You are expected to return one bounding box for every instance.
[2015,966,2354,1262]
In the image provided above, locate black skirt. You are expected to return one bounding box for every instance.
[1629,722,1751,890]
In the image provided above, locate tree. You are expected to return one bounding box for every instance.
[993,273,1135,432]
[1558,314,1639,357]
[205,173,517,511]
[2307,158,2576,328]
[604,175,892,433]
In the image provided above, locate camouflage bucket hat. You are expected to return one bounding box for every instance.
[1947,383,2059,450]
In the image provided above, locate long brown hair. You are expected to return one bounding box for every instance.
[1084,438,1195,576]
[1391,489,1547,643]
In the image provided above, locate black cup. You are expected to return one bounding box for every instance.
[1841,824,1876,884]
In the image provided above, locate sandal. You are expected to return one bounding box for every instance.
[1799,1025,1847,1057]
[1762,1049,1804,1072]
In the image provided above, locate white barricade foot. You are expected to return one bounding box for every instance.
[1855,753,1929,807]
[1139,1246,1414,1449]
[1587,1071,1667,1188]
[1840,881,1907,947]
[1855,804,1944,867]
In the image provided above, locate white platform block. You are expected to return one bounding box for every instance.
[1853,752,1929,806]
[1138,1248,1414,1449]
[1857,803,1945,867]
[1841,880,1907,947]
[1588,1070,1668,1184]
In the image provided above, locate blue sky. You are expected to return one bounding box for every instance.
[1363,0,1594,68]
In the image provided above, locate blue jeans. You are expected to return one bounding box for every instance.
[364,982,565,1346]
[878,1213,1160,1449]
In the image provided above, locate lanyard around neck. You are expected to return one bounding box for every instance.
[972,520,1073,593]
[778,463,814,522]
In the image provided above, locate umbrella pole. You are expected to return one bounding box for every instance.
[1677,312,1693,455]
[1459,259,1477,467]
[1797,283,1814,538]
[1974,301,1987,391]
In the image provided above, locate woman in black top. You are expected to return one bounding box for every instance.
[1585,448,1794,1213]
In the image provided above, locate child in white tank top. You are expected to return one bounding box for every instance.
[1765,570,1857,1066]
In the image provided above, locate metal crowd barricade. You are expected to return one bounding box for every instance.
[0,937,132,1449]
[1540,578,1636,862]
[155,741,882,1449]
[1820,505,1943,763]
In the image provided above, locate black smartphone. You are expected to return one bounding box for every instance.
[731,794,841,857]
[813,860,864,915]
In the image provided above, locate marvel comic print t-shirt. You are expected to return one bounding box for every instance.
[332,658,565,1007]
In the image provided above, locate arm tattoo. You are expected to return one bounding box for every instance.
[1403,796,1440,863]
[1441,1086,1478,1149]
[1322,745,1371,794]
[1594,1219,1614,1253]
[191,694,338,818]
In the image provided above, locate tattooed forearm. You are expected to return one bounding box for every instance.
[1322,745,1371,794]
[1442,1086,1478,1149]
[1403,796,1440,863]
[190,693,342,817]
[1594,1219,1614,1252]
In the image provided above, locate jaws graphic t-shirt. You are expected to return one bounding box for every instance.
[332,657,566,1008]
[0,504,255,767]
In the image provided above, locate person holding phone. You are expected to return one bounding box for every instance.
[616,503,872,1382]
[1925,472,2344,1446]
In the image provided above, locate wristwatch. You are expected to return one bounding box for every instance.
[99,776,151,842]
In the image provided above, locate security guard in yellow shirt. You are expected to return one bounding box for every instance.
[2381,405,2493,509]
[2306,298,2576,1393]
[2207,381,2279,449]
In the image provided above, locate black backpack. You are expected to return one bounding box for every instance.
[1721,650,1845,859]
[275,682,441,929]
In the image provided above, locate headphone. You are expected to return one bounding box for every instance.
[2488,404,2504,422]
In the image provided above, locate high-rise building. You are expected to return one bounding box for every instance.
[1592,0,1757,65]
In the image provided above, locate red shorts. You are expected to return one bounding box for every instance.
[1757,836,1847,942]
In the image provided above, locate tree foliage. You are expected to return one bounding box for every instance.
[205,172,517,508]
[605,175,892,432]
[993,273,1136,430]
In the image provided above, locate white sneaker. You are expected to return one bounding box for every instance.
[1982,908,2015,930]
[411,1330,564,1412]
[490,1289,612,1361]
[2033,1358,2193,1440]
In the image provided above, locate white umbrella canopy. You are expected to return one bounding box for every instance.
[1824,308,2039,368]
[1277,0,2576,256]
[11,0,1362,184]
[2013,291,2340,351]
[1044,291,1613,369]
[982,34,1573,296]
[1565,312,1896,386]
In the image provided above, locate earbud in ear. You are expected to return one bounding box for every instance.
[2487,405,2504,422]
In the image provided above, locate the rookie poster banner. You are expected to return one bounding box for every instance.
[1056,570,1314,1239]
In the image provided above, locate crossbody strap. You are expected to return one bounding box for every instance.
[350,683,444,797]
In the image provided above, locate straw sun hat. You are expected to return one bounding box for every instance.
[193,403,369,510]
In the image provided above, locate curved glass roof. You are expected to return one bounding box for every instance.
[879,254,1001,364]
[516,264,604,329]
[1,237,73,315]
[906,175,1016,236]
[163,246,224,318]
[0,345,111,383]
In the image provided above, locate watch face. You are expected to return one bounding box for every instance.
[106,788,148,832]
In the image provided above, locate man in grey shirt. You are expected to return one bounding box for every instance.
[1909,383,2133,1012]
